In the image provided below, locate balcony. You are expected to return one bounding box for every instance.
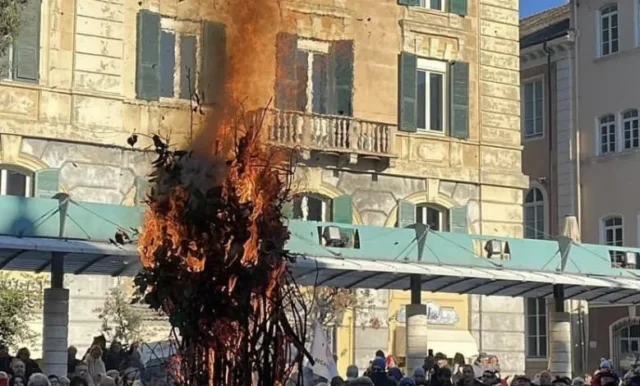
[256,109,397,167]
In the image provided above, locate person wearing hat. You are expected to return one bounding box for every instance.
[413,367,428,386]
[0,344,11,374]
[593,359,619,386]
[457,365,483,386]
[345,365,359,382]
[369,357,394,386]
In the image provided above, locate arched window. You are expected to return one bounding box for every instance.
[415,204,448,231]
[524,187,545,239]
[612,318,640,371]
[602,216,623,246]
[292,193,332,222]
[599,114,617,154]
[622,109,639,150]
[600,4,619,56]
[0,166,33,197]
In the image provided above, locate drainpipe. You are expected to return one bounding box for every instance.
[542,41,554,235]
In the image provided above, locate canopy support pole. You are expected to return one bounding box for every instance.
[42,252,69,377]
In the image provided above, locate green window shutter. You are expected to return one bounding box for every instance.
[332,195,353,224]
[200,21,227,106]
[179,35,197,100]
[295,50,309,112]
[399,52,417,132]
[136,10,161,101]
[332,40,354,116]
[159,31,175,98]
[449,205,468,233]
[449,0,468,16]
[275,33,299,110]
[12,0,41,82]
[134,176,150,205]
[398,0,420,5]
[281,200,294,220]
[34,168,60,198]
[450,61,470,139]
[397,200,416,228]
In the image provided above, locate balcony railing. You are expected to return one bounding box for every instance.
[253,109,397,164]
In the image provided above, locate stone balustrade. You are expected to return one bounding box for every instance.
[252,109,397,163]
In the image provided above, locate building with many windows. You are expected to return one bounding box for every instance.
[0,0,527,374]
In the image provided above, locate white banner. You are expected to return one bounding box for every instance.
[309,321,339,380]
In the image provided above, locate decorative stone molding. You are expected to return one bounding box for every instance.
[400,19,461,61]
[0,134,22,164]
[282,0,352,19]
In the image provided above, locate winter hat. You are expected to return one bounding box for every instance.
[346,365,359,380]
[414,367,426,377]
[388,367,403,381]
[571,378,585,386]
[372,357,386,371]
[600,358,613,370]
[400,377,417,386]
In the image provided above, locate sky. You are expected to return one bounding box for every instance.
[520,0,567,18]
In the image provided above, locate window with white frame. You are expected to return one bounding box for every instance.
[623,109,640,150]
[523,79,544,139]
[600,4,619,56]
[0,167,33,197]
[524,188,545,239]
[156,18,200,100]
[526,298,547,358]
[419,0,445,11]
[416,204,448,231]
[603,216,624,264]
[296,39,330,115]
[599,114,617,154]
[292,194,332,222]
[417,59,447,133]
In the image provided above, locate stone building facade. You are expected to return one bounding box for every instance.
[0,0,526,374]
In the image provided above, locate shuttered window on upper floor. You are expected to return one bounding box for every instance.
[136,11,226,103]
[399,53,469,139]
[0,0,42,82]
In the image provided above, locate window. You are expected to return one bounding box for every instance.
[416,204,448,231]
[0,167,33,197]
[0,0,41,82]
[603,216,624,264]
[292,194,332,222]
[296,40,330,114]
[524,188,545,239]
[158,19,198,100]
[417,59,447,133]
[599,114,617,154]
[526,298,547,358]
[419,0,444,11]
[600,4,619,56]
[613,319,640,371]
[523,80,544,139]
[623,110,640,150]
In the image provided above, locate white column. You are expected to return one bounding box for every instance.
[548,307,572,377]
[42,288,69,377]
[405,304,428,376]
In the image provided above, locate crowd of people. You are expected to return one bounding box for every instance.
[295,351,640,386]
[0,338,155,386]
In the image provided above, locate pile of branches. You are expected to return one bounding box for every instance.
[131,110,309,386]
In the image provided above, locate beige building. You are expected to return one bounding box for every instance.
[0,0,527,374]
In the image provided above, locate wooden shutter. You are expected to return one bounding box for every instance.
[397,200,416,228]
[200,21,227,106]
[276,33,299,111]
[134,176,150,205]
[34,168,60,198]
[12,0,41,82]
[398,0,420,5]
[332,40,354,116]
[136,10,161,101]
[332,195,353,224]
[159,31,175,98]
[450,61,470,139]
[449,205,468,233]
[399,52,417,132]
[311,53,328,114]
[449,0,468,16]
[295,51,309,112]
[179,35,197,99]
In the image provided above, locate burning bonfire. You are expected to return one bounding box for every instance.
[132,110,308,385]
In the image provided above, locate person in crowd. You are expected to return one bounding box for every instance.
[435,353,449,369]
[331,376,345,386]
[457,365,482,386]
[375,351,385,359]
[119,345,143,373]
[399,377,416,386]
[388,367,403,383]
[102,343,123,373]
[346,365,359,382]
[571,378,586,386]
[592,359,618,386]
[67,347,82,377]
[538,371,553,386]
[68,377,87,386]
[368,357,394,386]
[83,346,105,383]
[480,369,499,386]
[472,354,490,379]
[15,349,40,380]
[47,375,59,386]
[413,367,427,386]
[104,371,118,386]
[488,356,500,374]
[552,376,572,386]
[452,353,466,381]
[0,344,12,373]
[10,359,26,379]
[432,367,454,386]
[9,375,26,386]
[73,363,93,386]
[26,373,50,386]
[627,368,640,386]
[97,376,114,386]
[0,371,8,386]
[511,376,532,386]
[58,378,69,386]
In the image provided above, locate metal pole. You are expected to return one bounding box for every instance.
[410,274,421,304]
